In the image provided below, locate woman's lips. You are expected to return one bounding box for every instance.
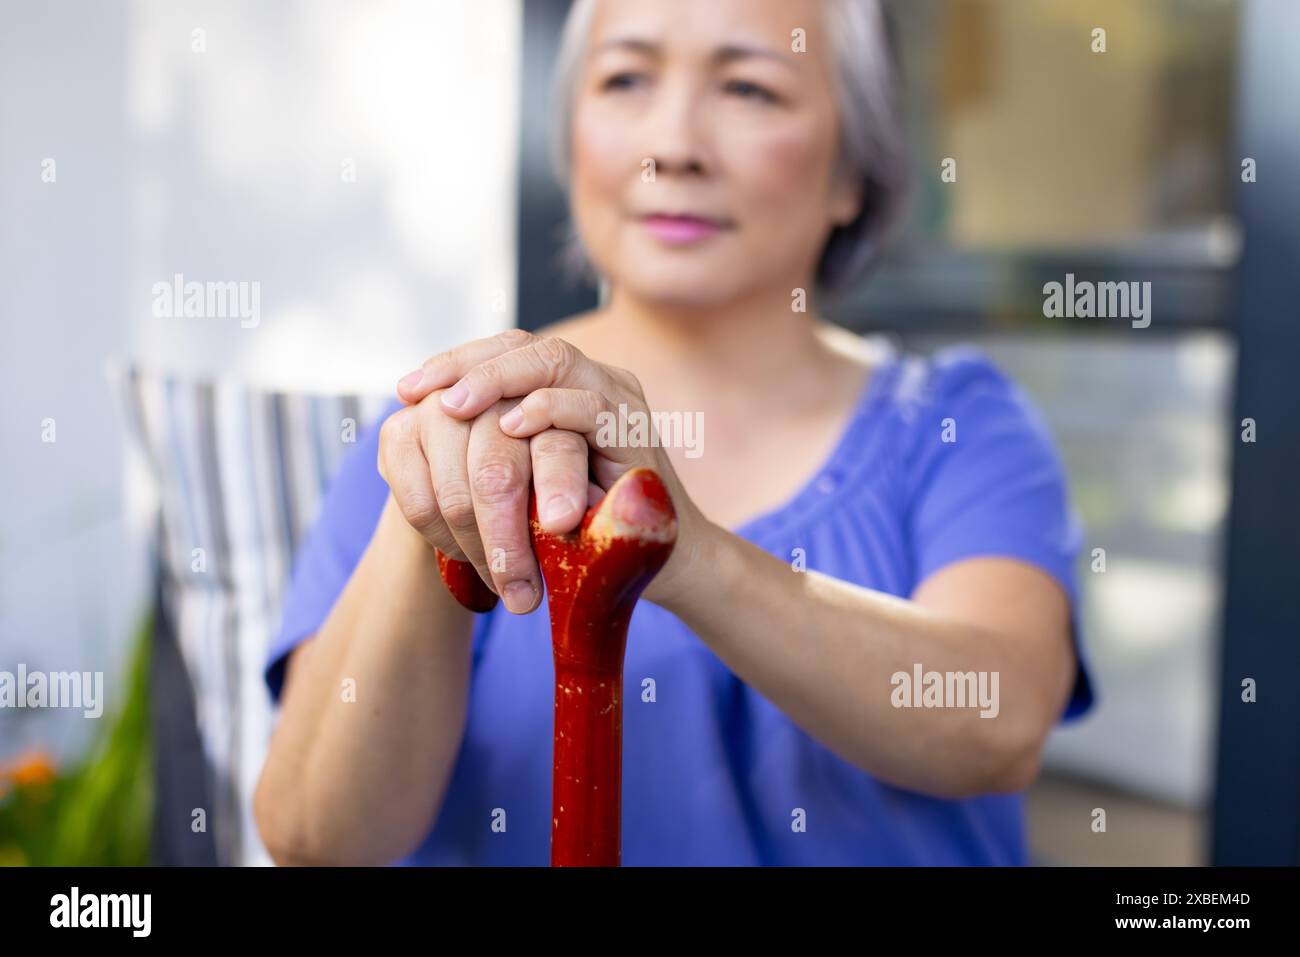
[640,214,729,246]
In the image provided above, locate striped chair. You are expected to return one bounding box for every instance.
[113,365,389,866]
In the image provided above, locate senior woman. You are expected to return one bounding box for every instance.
[255,0,1093,866]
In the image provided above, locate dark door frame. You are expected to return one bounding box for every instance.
[1210,0,1300,866]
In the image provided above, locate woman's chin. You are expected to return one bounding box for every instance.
[617,259,750,307]
[624,278,743,310]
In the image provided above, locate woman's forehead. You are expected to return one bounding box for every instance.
[586,0,827,66]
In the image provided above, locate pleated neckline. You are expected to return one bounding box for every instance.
[731,346,904,542]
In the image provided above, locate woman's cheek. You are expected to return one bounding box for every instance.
[732,129,832,270]
[572,110,639,257]
[574,105,639,192]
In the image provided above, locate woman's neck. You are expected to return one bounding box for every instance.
[585,284,843,406]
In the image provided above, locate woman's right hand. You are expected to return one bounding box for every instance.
[376,385,595,615]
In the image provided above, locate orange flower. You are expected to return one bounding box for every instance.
[0,750,57,793]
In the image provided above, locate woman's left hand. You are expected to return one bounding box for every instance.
[396,329,712,606]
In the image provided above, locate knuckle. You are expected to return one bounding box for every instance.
[534,337,575,376]
[499,328,534,350]
[531,428,583,458]
[397,493,439,532]
[378,407,415,448]
[473,361,504,389]
[436,482,477,531]
[471,458,526,504]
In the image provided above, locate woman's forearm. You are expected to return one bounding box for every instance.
[254,494,477,865]
[658,525,1059,799]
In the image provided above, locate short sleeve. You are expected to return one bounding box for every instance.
[903,346,1095,722]
[263,398,402,704]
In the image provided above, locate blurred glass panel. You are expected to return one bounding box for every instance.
[907,331,1235,811]
[893,0,1239,252]
[849,0,1243,331]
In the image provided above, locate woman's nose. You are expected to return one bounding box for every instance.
[641,80,711,177]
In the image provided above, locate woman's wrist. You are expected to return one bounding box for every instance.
[377,492,440,570]
[649,515,745,623]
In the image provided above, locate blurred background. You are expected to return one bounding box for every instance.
[2,0,1296,866]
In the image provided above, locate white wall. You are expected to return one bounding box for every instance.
[1,0,140,764]
[126,0,521,391]
[0,0,522,766]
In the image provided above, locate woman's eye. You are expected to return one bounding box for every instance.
[724,79,778,103]
[601,72,643,92]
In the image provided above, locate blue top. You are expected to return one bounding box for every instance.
[264,342,1095,865]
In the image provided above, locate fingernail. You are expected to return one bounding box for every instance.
[399,368,423,390]
[499,406,524,432]
[543,494,579,526]
[441,381,468,410]
[503,579,536,614]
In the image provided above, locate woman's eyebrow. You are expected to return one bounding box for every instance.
[592,36,801,72]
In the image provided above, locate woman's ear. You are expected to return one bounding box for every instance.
[828,166,865,228]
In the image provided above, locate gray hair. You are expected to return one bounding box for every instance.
[547,0,909,306]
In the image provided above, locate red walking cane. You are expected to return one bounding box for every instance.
[436,467,677,866]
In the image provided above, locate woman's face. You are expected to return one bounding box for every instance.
[570,0,862,309]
